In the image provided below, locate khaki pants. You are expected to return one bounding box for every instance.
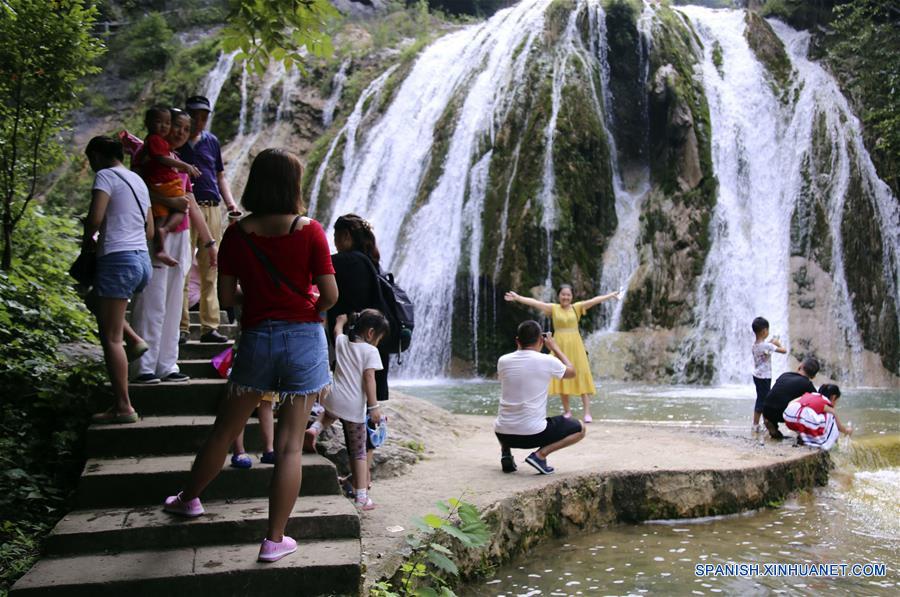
[181,203,223,334]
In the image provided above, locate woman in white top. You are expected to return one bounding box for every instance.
[83,136,154,424]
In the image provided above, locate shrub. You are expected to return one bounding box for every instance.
[109,11,178,77]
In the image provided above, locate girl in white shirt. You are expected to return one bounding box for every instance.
[306,309,389,510]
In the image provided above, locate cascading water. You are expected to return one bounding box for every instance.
[308,65,399,220]
[322,59,350,127]
[223,62,296,187]
[675,6,899,384]
[594,4,654,331]
[202,50,238,131]
[316,0,551,376]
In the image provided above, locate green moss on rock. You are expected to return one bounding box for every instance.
[744,11,793,101]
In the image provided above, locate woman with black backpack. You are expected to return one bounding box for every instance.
[318,214,391,491]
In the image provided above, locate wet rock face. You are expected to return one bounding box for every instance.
[604,0,648,172]
[620,6,716,332]
[743,10,793,97]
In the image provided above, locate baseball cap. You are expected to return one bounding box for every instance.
[185,95,212,112]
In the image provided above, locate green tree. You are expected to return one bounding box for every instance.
[0,0,105,270]
[827,0,899,193]
[222,0,341,74]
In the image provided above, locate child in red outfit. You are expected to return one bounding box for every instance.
[140,107,200,266]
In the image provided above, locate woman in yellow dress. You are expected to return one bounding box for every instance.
[504,285,620,422]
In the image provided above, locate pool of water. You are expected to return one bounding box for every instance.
[395,380,900,596]
[394,380,899,436]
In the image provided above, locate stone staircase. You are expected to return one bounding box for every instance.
[12,312,362,596]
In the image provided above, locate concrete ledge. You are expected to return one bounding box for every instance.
[86,416,263,458]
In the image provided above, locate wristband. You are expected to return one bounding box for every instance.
[367,404,380,410]
[204,239,216,248]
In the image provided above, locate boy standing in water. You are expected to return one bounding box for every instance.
[751,316,787,433]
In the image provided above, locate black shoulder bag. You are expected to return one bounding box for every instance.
[70,169,147,286]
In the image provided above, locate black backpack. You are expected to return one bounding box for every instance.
[356,252,414,356]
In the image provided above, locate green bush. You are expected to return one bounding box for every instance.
[109,12,178,77]
[0,207,105,594]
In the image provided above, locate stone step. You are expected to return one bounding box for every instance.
[11,539,361,596]
[75,453,339,509]
[188,323,239,341]
[86,416,264,458]
[188,310,229,324]
[179,340,234,361]
[45,495,359,556]
[128,379,227,416]
[176,358,219,380]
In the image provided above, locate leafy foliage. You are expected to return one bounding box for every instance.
[108,11,178,77]
[826,0,899,192]
[373,497,490,596]
[0,208,106,593]
[221,0,341,74]
[0,0,105,270]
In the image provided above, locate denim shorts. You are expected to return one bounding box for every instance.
[230,320,331,398]
[93,250,151,299]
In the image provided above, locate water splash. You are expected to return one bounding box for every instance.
[322,58,351,127]
[203,50,239,132]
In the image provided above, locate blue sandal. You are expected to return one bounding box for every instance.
[230,453,252,468]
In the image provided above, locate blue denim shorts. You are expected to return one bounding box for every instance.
[230,320,331,399]
[93,250,151,299]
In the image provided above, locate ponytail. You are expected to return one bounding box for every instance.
[335,213,381,267]
[348,308,390,344]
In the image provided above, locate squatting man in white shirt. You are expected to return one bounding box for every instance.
[493,320,586,474]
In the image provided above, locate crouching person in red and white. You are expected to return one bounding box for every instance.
[783,384,852,450]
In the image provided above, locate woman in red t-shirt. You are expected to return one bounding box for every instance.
[163,149,338,563]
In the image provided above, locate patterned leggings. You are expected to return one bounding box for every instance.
[342,419,367,462]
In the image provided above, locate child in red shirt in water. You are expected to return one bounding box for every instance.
[783,384,852,450]
[140,106,200,266]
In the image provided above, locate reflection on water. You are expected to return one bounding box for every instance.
[461,478,899,595]
[396,381,899,596]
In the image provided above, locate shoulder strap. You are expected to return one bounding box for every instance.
[109,169,147,226]
[235,223,304,296]
[289,215,302,234]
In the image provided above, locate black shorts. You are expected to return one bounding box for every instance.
[495,415,583,450]
[763,404,784,424]
[753,376,771,413]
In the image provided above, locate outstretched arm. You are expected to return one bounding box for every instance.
[824,406,852,435]
[504,291,553,316]
[580,290,621,312]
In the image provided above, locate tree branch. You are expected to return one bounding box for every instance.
[12,108,49,227]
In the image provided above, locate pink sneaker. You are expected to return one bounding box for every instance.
[355,497,376,511]
[163,492,204,517]
[303,427,318,453]
[584,414,593,423]
[258,535,298,562]
[562,411,572,419]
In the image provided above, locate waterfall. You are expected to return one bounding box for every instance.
[538,9,581,290]
[308,65,399,219]
[318,0,549,376]
[223,62,288,186]
[322,59,351,127]
[236,63,249,137]
[595,3,654,331]
[202,50,238,131]
[675,7,899,384]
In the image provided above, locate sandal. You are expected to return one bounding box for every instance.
[125,340,150,363]
[338,475,355,499]
[584,414,593,423]
[355,497,376,511]
[91,409,139,425]
[230,453,252,468]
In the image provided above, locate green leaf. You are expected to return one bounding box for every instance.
[428,543,453,555]
[423,513,445,529]
[425,549,458,575]
[414,586,440,597]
